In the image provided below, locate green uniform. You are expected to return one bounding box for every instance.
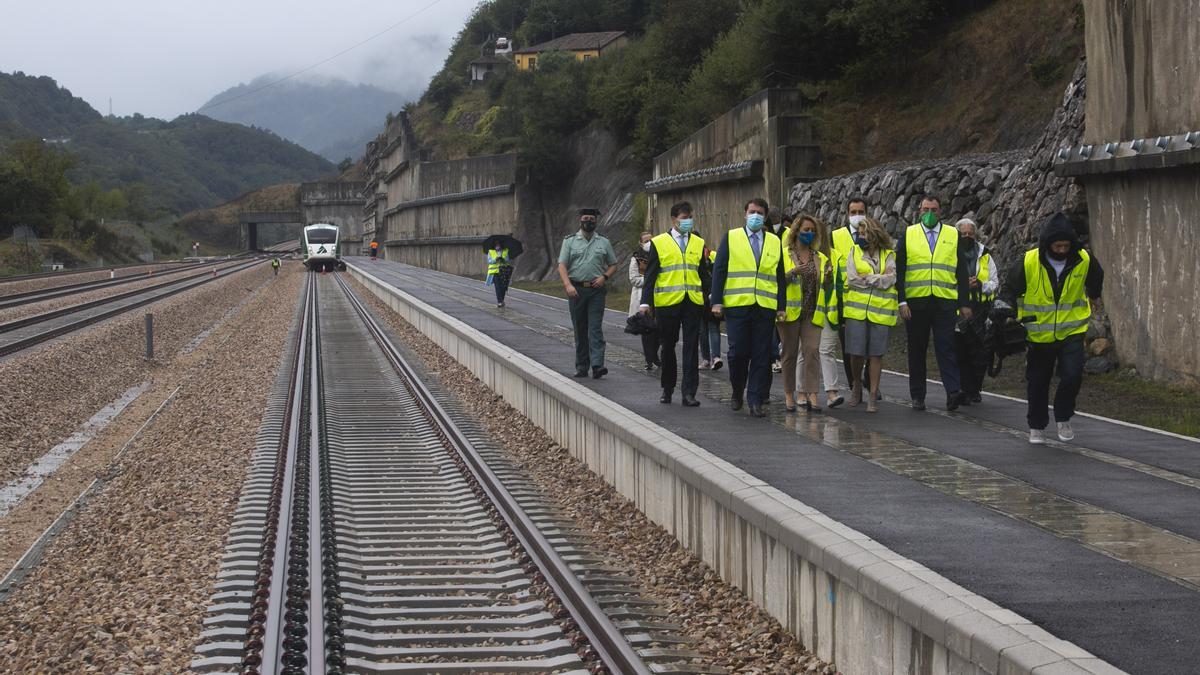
[558,231,617,371]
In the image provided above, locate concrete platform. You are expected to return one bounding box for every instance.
[346,257,1199,674]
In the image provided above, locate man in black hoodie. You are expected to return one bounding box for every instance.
[997,213,1103,445]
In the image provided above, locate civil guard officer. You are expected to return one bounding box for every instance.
[710,198,788,418]
[640,201,705,407]
[896,195,972,411]
[557,207,618,379]
[996,213,1103,445]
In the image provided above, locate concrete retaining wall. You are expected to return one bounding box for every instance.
[1069,0,1200,385]
[348,261,1122,675]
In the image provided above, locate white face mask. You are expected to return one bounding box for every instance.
[641,241,652,251]
[848,214,866,226]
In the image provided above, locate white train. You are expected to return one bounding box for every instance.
[301,223,345,272]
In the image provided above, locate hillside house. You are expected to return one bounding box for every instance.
[469,54,510,83]
[513,31,627,70]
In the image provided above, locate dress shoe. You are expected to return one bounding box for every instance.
[574,369,589,378]
[749,404,767,418]
[681,394,700,407]
[912,398,926,411]
[731,394,744,411]
[660,389,673,404]
[592,366,608,379]
[946,391,962,411]
[970,393,982,403]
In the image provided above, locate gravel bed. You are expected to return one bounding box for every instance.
[0,265,301,672]
[0,262,188,298]
[0,264,220,325]
[347,275,836,674]
[0,260,274,485]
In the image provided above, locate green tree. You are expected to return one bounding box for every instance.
[0,138,76,236]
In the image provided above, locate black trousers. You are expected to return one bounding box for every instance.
[493,267,512,304]
[904,296,961,399]
[641,332,660,367]
[1026,336,1085,429]
[656,303,702,396]
[726,306,776,405]
[954,302,991,396]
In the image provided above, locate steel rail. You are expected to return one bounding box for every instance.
[333,272,651,675]
[246,274,311,675]
[0,261,211,309]
[0,259,189,284]
[0,259,261,358]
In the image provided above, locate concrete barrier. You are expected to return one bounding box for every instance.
[348,262,1123,675]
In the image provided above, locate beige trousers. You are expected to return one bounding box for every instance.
[778,318,821,395]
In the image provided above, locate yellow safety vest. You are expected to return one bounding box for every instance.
[830,226,855,286]
[781,239,829,326]
[1018,248,1091,343]
[651,232,705,307]
[487,248,509,275]
[977,251,994,302]
[903,224,958,300]
[723,228,781,310]
[843,246,898,327]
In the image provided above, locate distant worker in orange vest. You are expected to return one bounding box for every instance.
[369,240,379,260]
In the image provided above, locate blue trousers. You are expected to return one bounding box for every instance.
[725,307,776,405]
[904,296,961,399]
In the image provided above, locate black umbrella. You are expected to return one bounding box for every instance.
[482,234,523,258]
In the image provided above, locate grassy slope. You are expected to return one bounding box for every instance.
[813,0,1084,174]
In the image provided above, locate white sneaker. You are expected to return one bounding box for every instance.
[1029,429,1046,445]
[699,360,711,369]
[1057,422,1074,442]
[771,360,782,373]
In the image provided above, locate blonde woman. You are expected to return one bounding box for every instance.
[779,215,834,412]
[843,217,897,412]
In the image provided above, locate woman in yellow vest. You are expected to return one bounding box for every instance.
[779,215,833,412]
[843,217,897,412]
[996,213,1103,444]
[485,241,513,307]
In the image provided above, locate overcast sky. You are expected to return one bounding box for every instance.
[0,0,479,119]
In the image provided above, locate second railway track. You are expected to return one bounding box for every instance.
[0,258,262,357]
[193,273,719,674]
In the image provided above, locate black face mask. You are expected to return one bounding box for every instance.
[1047,249,1069,261]
[581,220,596,232]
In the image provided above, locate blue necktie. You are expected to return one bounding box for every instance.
[750,232,761,262]
[926,227,937,252]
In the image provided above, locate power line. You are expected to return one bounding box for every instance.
[196,0,446,113]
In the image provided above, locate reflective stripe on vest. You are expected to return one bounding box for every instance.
[651,232,704,307]
[903,224,958,300]
[1018,248,1091,343]
[843,246,898,327]
[781,239,828,327]
[487,248,509,275]
[724,228,780,310]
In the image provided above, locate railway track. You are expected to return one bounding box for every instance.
[194,273,717,674]
[0,259,262,357]
[0,261,213,310]
[0,259,192,285]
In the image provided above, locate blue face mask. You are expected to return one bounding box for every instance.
[797,231,815,245]
[677,218,694,234]
[746,213,765,231]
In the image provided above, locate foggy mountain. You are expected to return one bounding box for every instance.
[200,75,413,162]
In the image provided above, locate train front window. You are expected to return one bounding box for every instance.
[307,230,337,244]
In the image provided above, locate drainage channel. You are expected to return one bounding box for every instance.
[193,273,721,674]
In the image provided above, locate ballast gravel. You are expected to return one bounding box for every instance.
[0,262,187,298]
[347,275,836,674]
[0,264,301,672]
[0,261,271,485]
